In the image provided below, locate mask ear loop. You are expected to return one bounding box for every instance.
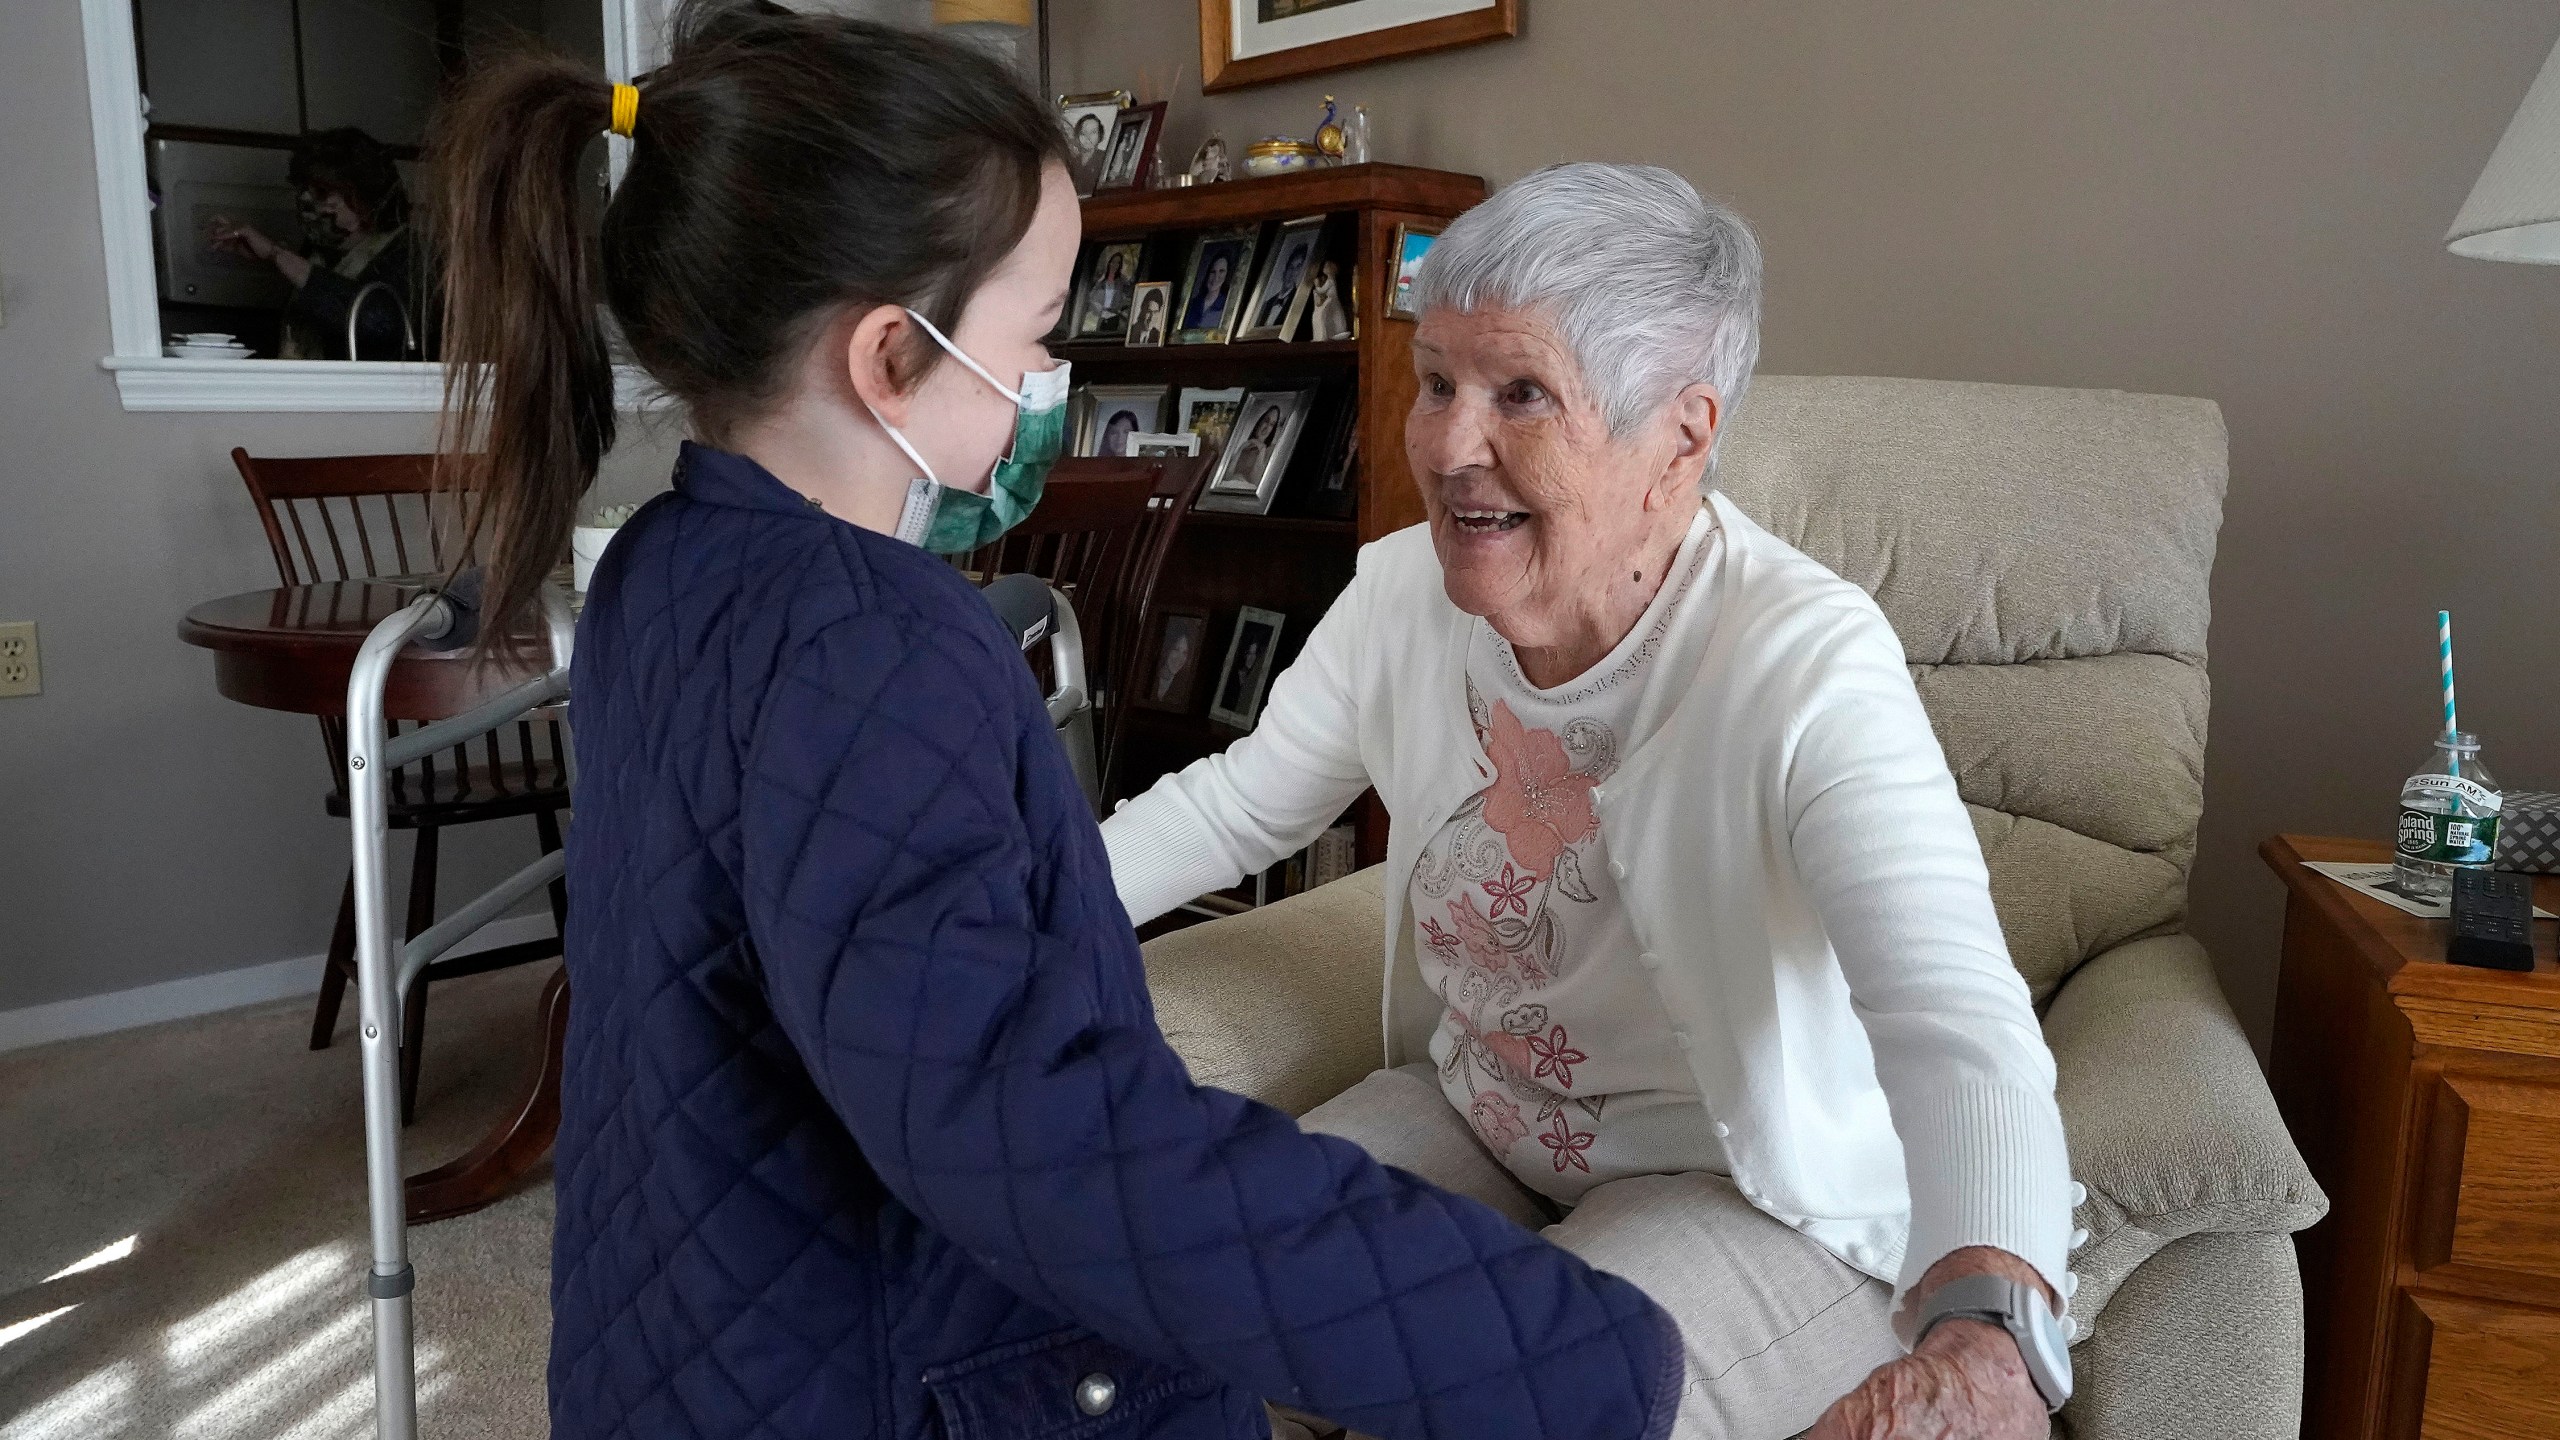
[902,308,1054,407]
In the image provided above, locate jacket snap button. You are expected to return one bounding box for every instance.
[1711,1121,1731,1138]
[2069,1227,2090,1250]
[1607,860,1629,881]
[1075,1373,1117,1417]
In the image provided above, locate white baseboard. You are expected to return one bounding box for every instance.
[0,913,559,1056]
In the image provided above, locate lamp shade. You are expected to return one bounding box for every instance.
[933,0,1032,25]
[2447,34,2560,263]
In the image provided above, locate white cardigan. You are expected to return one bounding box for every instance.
[1103,494,2071,1295]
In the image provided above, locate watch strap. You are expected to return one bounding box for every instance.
[1912,1273,2073,1413]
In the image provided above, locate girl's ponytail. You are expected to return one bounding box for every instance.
[426,2,1069,645]
[426,51,619,653]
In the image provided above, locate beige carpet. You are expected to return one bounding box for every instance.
[0,962,561,1438]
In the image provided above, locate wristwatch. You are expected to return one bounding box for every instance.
[1911,1273,2074,1413]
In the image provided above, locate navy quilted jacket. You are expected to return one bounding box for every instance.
[553,443,1682,1440]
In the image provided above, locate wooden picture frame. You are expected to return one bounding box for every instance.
[1201,0,1520,94]
[1388,222,1440,319]
[1207,606,1289,730]
[1059,91,1132,197]
[1097,101,1169,191]
[1133,608,1212,713]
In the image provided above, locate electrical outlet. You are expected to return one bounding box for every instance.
[0,622,40,697]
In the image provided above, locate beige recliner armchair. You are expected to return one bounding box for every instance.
[1136,376,2328,1440]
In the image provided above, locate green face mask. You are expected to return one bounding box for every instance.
[872,308,1072,555]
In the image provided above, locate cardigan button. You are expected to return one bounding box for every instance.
[2069,1227,2091,1251]
[2069,1180,2088,1207]
[1639,951,1662,969]
[2062,1316,2079,1342]
[1075,1373,1118,1417]
[2064,1271,2080,1297]
[1711,1121,1731,1138]
[1608,860,1629,881]
[1672,1030,1693,1050]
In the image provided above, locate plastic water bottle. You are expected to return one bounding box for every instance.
[2395,731,2503,901]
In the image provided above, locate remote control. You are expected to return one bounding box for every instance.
[2448,867,2536,971]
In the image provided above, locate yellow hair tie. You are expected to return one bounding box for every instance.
[608,83,640,138]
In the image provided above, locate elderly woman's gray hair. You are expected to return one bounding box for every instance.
[1414,163,1762,461]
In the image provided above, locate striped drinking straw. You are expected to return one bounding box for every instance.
[2439,610,2462,785]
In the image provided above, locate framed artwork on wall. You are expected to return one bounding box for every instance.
[1200,0,1520,94]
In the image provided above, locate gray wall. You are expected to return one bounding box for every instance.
[1052,0,2560,1048]
[0,0,678,1015]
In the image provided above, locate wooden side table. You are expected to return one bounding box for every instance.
[2264,835,2560,1440]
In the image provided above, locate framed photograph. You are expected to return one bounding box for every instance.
[1097,101,1168,191]
[1134,608,1212,713]
[1309,415,1359,519]
[1058,91,1131,197]
[1069,241,1146,341]
[1196,387,1316,514]
[1178,385,1248,453]
[1129,431,1202,459]
[1202,0,1519,94]
[1176,224,1262,344]
[1208,606,1288,731]
[1126,281,1173,347]
[1389,223,1439,319]
[1234,216,1326,342]
[1307,259,1354,341]
[1076,383,1171,457]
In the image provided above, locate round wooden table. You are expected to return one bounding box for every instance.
[180,580,568,1224]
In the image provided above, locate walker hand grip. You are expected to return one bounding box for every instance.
[410,568,484,653]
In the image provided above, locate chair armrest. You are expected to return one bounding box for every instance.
[2043,933,2328,1333]
[1139,866,1386,1117]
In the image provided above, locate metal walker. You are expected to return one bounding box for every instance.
[340,573,1088,1436]
[344,578,573,1440]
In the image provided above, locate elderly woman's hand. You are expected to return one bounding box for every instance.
[1805,1245,2053,1439]
[1804,1320,2046,1440]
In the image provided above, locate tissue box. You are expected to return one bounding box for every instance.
[2496,790,2560,874]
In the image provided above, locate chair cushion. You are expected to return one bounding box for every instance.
[2043,934,2327,1338]
[1718,376,2227,1000]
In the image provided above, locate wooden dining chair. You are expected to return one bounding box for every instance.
[229,448,568,1122]
[954,455,1206,802]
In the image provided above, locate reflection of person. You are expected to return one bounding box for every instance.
[1225,402,1284,491]
[1151,623,1197,701]
[1183,250,1233,331]
[208,127,436,360]
[1099,408,1140,457]
[1104,163,2073,1439]
[1308,261,1349,341]
[1083,251,1131,331]
[1218,633,1268,715]
[1129,287,1168,345]
[1255,243,1312,330]
[430,17,1675,1439]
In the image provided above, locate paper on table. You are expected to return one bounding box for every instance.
[2303,860,2556,920]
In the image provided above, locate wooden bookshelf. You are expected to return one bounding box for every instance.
[1082,163,1485,879]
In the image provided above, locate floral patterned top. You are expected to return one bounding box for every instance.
[1413,511,1729,1204]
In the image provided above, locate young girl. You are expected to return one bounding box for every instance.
[428,6,1679,1438]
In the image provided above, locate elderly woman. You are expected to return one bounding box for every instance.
[1102,164,2072,1440]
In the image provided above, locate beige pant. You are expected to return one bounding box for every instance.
[1273,1065,1903,1440]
